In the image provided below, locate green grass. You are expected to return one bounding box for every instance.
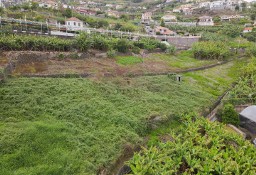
[116,56,143,65]
[0,62,237,174]
[148,51,218,69]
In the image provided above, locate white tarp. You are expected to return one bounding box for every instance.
[240,105,256,122]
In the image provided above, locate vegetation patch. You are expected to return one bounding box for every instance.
[148,51,217,69]
[128,116,256,174]
[0,66,235,174]
[116,56,143,65]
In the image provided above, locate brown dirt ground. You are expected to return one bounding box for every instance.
[12,57,181,78]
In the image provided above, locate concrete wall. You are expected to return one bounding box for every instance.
[155,36,200,49]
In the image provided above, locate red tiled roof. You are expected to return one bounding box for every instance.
[243,27,253,31]
[66,17,82,22]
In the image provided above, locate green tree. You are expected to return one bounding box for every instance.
[160,19,165,27]
[115,39,131,53]
[250,14,256,21]
[63,8,72,18]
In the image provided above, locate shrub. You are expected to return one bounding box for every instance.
[220,104,240,125]
[115,39,131,53]
[57,53,65,60]
[246,46,256,57]
[107,49,117,58]
[165,45,176,55]
[131,46,140,54]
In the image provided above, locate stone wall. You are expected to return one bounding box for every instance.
[155,36,200,49]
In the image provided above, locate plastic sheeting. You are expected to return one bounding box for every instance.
[240,105,256,122]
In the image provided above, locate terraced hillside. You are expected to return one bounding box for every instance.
[0,62,236,174]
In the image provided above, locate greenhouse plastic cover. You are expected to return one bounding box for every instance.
[240,105,256,122]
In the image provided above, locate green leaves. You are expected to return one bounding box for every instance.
[128,116,256,174]
[192,41,230,60]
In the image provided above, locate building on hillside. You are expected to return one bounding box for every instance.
[239,105,256,134]
[183,8,193,15]
[65,17,84,30]
[243,27,253,33]
[220,15,245,21]
[199,1,210,8]
[63,4,74,9]
[154,26,176,36]
[161,15,177,24]
[39,0,58,9]
[107,10,120,18]
[141,12,153,25]
[76,7,97,16]
[197,16,214,26]
[173,8,181,13]
[199,0,242,11]
[220,15,244,21]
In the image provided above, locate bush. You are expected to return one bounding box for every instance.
[220,104,240,125]
[246,46,256,57]
[131,46,140,54]
[107,49,117,58]
[165,45,176,55]
[115,39,131,53]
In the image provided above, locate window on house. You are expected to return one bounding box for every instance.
[74,22,76,26]
[68,22,70,25]
[78,23,80,27]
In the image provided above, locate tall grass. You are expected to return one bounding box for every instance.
[0,65,235,174]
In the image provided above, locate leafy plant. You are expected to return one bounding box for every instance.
[219,103,240,125]
[192,41,230,60]
[128,116,256,174]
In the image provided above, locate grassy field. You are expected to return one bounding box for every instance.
[0,63,236,174]
[147,51,218,69]
[116,56,143,65]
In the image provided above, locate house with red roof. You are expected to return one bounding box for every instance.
[155,26,176,36]
[65,17,84,29]
[243,27,253,33]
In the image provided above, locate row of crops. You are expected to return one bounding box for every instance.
[0,33,167,53]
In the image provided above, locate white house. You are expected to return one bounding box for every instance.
[198,16,214,26]
[199,1,210,8]
[209,1,225,10]
[65,17,84,30]
[161,15,177,24]
[173,8,181,13]
[141,12,153,25]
